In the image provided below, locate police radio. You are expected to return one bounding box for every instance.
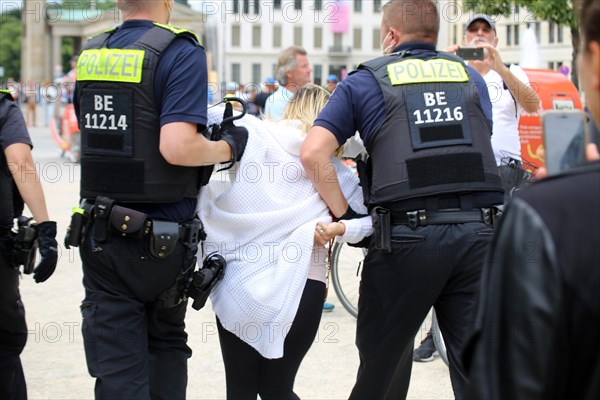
[187,252,226,311]
[12,216,38,274]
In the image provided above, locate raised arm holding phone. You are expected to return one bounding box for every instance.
[446,14,540,167]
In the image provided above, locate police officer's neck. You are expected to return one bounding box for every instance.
[121,8,170,24]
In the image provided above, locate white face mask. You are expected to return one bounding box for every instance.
[382,31,396,55]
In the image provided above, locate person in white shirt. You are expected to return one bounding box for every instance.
[447,14,540,165]
[264,46,312,121]
[199,84,371,399]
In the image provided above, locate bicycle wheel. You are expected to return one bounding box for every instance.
[431,309,449,366]
[330,241,366,318]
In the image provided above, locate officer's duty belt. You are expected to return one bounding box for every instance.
[391,208,494,229]
[86,196,204,249]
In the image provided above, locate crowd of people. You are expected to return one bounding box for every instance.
[1,0,599,399]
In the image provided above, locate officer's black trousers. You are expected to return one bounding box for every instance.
[0,242,28,400]
[80,223,192,400]
[349,222,494,400]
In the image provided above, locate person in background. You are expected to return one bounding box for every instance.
[0,89,58,400]
[254,77,277,117]
[446,14,540,166]
[325,74,338,93]
[464,0,600,398]
[264,46,312,121]
[23,81,37,127]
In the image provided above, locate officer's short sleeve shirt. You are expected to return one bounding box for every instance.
[0,99,32,151]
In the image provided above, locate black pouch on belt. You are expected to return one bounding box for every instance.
[373,207,391,254]
[109,205,150,239]
[94,196,114,242]
[148,220,180,259]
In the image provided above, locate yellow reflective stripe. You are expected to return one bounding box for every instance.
[153,22,201,44]
[87,27,117,40]
[154,22,200,43]
[387,59,469,85]
[0,89,11,95]
[72,207,85,214]
[77,49,145,83]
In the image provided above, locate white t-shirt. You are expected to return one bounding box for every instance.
[481,64,530,165]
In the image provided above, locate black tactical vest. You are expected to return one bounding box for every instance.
[0,90,24,228]
[76,24,201,203]
[358,51,503,208]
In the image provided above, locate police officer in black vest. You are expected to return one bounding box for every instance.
[1,89,58,400]
[301,0,502,398]
[70,1,247,398]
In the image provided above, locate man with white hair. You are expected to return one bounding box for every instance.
[264,46,312,120]
[446,14,540,167]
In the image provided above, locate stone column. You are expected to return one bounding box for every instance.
[21,0,50,83]
[52,34,63,79]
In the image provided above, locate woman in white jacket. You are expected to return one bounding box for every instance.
[198,84,372,399]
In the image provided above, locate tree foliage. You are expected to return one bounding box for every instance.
[62,0,115,10]
[0,8,22,80]
[465,0,577,27]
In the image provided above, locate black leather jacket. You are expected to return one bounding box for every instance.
[464,161,600,400]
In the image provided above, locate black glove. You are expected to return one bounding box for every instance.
[219,102,248,167]
[33,221,58,283]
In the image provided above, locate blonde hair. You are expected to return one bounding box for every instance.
[281,84,330,134]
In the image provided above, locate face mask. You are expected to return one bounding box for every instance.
[382,31,396,55]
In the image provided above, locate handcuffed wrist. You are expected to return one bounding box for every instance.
[338,221,346,236]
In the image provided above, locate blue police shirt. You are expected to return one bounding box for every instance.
[74,20,208,222]
[0,100,33,151]
[315,42,493,148]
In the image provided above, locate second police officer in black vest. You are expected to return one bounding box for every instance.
[70,1,248,398]
[1,89,58,400]
[301,1,503,399]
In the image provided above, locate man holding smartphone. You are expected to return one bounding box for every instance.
[446,14,540,166]
[464,1,600,398]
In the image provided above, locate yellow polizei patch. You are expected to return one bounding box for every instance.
[387,59,468,85]
[77,49,145,83]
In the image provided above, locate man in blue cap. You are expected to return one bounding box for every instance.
[326,74,338,93]
[255,77,277,117]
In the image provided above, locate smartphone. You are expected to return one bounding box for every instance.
[456,47,485,61]
[551,93,575,110]
[542,109,588,175]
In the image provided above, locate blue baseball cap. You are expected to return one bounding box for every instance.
[326,74,338,82]
[265,77,276,84]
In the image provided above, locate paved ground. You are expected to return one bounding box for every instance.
[18,108,454,399]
